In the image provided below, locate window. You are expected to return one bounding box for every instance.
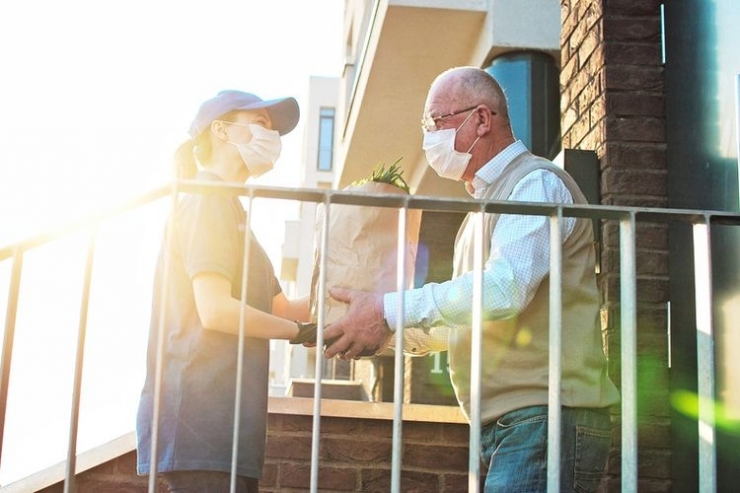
[317,107,335,171]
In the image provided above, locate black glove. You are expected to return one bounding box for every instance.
[290,321,341,346]
[290,322,318,344]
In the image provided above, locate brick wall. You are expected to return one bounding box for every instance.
[262,413,470,492]
[36,452,167,493]
[36,413,471,493]
[560,0,671,492]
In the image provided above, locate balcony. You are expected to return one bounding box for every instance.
[335,0,561,197]
[1,181,739,492]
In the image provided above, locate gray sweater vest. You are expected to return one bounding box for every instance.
[449,151,619,424]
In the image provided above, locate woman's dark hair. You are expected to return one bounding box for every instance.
[173,111,240,179]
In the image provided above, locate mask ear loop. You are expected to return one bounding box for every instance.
[466,135,481,154]
[456,108,480,153]
[454,107,478,132]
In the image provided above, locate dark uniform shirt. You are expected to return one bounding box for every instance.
[137,171,281,479]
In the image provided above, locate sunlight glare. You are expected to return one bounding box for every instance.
[0,0,343,485]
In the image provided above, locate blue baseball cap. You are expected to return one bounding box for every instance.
[188,90,300,138]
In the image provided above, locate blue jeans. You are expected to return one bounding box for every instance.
[481,406,612,492]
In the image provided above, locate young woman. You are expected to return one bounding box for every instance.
[136,90,316,493]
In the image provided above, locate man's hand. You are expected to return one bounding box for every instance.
[322,288,393,360]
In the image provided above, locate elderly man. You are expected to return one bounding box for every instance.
[322,66,619,492]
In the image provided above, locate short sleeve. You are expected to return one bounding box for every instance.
[176,194,244,282]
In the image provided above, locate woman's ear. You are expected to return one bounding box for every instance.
[210,120,228,141]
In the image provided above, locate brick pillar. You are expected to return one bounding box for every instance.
[560,1,671,491]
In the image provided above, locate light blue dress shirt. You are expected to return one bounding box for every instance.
[384,141,576,331]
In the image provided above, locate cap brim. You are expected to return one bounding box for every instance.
[234,97,300,135]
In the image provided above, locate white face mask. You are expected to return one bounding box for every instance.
[422,109,479,181]
[221,123,282,178]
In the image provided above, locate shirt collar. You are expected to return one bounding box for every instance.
[471,140,528,199]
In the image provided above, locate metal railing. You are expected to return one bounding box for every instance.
[1,180,739,493]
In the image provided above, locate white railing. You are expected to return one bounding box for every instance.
[2,180,739,493]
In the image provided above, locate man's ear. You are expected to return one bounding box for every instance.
[476,107,493,136]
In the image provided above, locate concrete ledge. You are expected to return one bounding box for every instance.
[0,432,136,493]
[269,396,467,424]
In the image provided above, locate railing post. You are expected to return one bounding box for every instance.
[619,212,638,493]
[468,209,485,493]
[0,248,23,470]
[309,193,332,493]
[390,205,409,493]
[148,183,181,493]
[693,217,716,493]
[547,208,563,492]
[230,191,255,493]
[63,227,98,493]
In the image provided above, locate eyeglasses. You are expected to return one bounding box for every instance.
[421,105,480,132]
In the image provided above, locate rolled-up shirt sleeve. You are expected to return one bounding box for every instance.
[384,168,575,332]
[383,253,519,330]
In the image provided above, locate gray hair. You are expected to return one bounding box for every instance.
[435,66,510,120]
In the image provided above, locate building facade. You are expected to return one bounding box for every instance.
[288,0,740,490]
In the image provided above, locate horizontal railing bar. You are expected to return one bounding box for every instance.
[0,186,172,262]
[177,180,329,204]
[178,180,740,223]
[3,181,740,263]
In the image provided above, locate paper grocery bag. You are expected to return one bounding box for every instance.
[309,181,422,327]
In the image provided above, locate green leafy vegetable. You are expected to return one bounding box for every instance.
[351,157,410,193]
